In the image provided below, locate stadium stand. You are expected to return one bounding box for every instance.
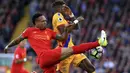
[0,0,130,73]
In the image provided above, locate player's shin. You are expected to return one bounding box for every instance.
[79,58,95,73]
[72,41,99,54]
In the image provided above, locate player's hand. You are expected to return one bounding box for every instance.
[76,16,84,22]
[4,46,8,54]
[62,5,73,17]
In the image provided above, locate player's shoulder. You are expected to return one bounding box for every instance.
[53,12,63,18]
[22,27,37,34]
[25,27,36,31]
[53,12,65,22]
[24,27,32,30]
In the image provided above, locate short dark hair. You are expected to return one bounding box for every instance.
[32,13,43,25]
[52,0,65,7]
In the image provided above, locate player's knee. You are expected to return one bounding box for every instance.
[89,66,95,72]
[60,47,73,60]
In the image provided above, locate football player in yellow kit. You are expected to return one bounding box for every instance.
[52,0,96,73]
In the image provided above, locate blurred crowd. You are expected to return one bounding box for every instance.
[0,0,30,52]
[0,0,130,73]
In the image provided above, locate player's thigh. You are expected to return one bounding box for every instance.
[39,48,61,68]
[78,57,95,72]
[72,54,86,67]
[43,67,56,73]
[11,68,20,73]
[59,62,71,73]
[58,55,74,73]
[22,68,29,73]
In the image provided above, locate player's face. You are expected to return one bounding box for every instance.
[56,4,66,14]
[19,41,25,48]
[35,15,47,30]
[60,4,68,15]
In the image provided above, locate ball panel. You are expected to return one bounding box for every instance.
[90,46,103,59]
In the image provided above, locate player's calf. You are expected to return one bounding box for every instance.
[79,58,95,73]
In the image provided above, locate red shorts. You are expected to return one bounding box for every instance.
[36,47,61,73]
[21,68,29,73]
[11,68,29,73]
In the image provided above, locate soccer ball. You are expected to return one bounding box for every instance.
[90,46,103,59]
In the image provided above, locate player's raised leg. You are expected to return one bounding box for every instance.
[39,30,107,68]
[77,30,107,73]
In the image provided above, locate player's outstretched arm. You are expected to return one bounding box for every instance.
[4,35,25,53]
[15,58,27,64]
[66,16,84,33]
[62,5,80,29]
[55,27,69,41]
[57,16,84,34]
[56,16,84,41]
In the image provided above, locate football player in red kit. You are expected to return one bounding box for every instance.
[4,13,107,73]
[11,41,29,73]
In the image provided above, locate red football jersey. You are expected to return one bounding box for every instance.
[22,27,57,56]
[11,46,26,72]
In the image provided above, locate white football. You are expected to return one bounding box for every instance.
[90,46,103,59]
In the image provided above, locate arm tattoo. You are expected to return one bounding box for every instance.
[8,35,25,47]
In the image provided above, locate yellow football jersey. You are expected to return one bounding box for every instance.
[52,12,73,47]
[52,12,86,73]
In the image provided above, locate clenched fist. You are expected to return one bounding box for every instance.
[76,16,84,22]
[4,46,8,54]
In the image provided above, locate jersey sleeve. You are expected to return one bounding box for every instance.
[52,31,57,39]
[53,13,66,28]
[48,29,57,39]
[22,28,30,38]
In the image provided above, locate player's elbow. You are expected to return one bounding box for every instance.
[58,38,66,42]
[56,35,67,42]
